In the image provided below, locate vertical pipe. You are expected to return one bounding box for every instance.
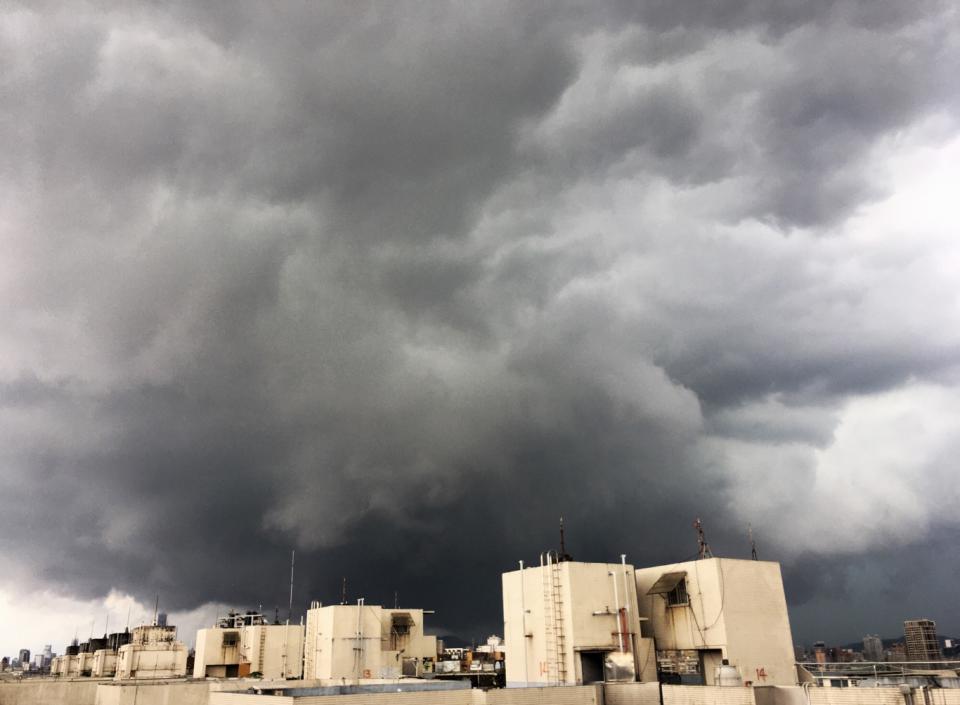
[519,560,528,687]
[621,555,631,615]
[288,550,296,623]
[356,597,364,684]
[611,571,624,652]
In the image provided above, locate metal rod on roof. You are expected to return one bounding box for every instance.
[609,570,624,652]
[288,550,296,622]
[694,518,712,559]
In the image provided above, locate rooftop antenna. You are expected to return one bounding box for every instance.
[559,516,572,562]
[153,595,159,626]
[341,576,347,605]
[288,550,296,623]
[394,590,399,609]
[749,524,758,561]
[125,604,131,631]
[694,517,713,559]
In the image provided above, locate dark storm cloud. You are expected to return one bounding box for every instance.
[2,0,959,644]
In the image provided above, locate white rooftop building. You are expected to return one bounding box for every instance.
[634,557,796,686]
[194,611,304,679]
[503,556,656,687]
[303,601,438,681]
[115,624,188,680]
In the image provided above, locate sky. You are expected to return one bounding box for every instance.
[1,1,959,658]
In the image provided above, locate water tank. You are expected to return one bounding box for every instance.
[716,661,743,687]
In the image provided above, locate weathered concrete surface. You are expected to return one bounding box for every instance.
[0,678,103,705]
[95,680,211,705]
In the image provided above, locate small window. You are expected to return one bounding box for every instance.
[222,631,240,647]
[667,579,688,606]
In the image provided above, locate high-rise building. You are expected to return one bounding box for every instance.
[17,649,30,666]
[904,619,940,662]
[863,635,883,662]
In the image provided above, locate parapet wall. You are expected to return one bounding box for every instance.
[4,679,960,705]
[0,679,103,705]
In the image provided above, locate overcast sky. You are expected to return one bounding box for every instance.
[2,1,959,658]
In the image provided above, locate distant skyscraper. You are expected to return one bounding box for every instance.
[904,619,940,662]
[17,649,29,666]
[813,641,826,665]
[863,634,884,662]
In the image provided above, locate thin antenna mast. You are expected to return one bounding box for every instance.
[153,595,159,625]
[749,524,758,560]
[288,550,296,623]
[694,517,713,559]
[341,577,347,605]
[559,516,572,562]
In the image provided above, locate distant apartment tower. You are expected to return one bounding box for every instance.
[18,649,30,666]
[904,619,940,662]
[863,635,883,662]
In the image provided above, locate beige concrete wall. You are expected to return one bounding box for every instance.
[635,560,728,653]
[635,559,795,686]
[115,643,188,680]
[605,682,662,705]
[280,693,476,705]
[95,681,211,705]
[92,650,118,677]
[504,560,649,686]
[663,684,756,705]
[929,691,960,705]
[715,561,795,687]
[196,624,304,679]
[486,685,601,705]
[380,609,437,663]
[0,679,102,705]
[211,685,602,705]
[243,624,304,679]
[194,628,241,677]
[305,604,435,680]
[210,695,293,705]
[305,605,386,680]
[753,685,807,705]
[806,689,904,705]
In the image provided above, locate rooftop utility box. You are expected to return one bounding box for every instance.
[194,613,304,679]
[115,625,188,680]
[502,557,657,687]
[91,649,118,677]
[634,557,796,686]
[303,603,437,681]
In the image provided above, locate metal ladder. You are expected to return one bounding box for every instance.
[542,554,567,684]
[258,627,266,673]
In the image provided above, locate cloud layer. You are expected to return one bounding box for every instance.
[2,1,959,648]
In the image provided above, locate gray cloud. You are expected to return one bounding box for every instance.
[2,0,959,647]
